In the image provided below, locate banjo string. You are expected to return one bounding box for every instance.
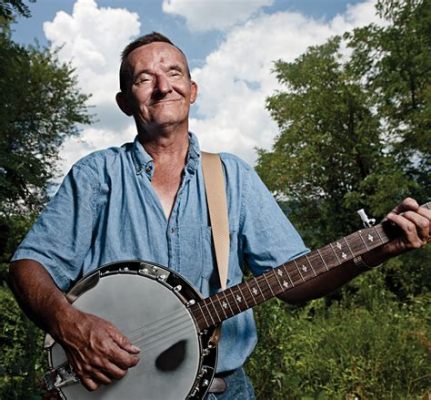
[124,305,194,342]
[132,321,192,352]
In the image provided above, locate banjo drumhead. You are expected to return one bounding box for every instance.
[50,272,202,400]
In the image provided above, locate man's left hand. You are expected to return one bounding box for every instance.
[382,197,431,257]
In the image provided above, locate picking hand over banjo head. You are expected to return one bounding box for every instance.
[44,260,217,400]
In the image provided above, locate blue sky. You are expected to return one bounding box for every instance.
[11,0,381,177]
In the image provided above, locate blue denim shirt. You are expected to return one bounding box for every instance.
[12,133,308,372]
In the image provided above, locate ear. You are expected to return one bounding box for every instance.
[116,92,134,116]
[190,81,198,104]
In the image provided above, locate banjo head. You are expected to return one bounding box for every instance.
[45,260,217,400]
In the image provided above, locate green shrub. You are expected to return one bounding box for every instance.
[0,284,45,400]
[247,270,431,400]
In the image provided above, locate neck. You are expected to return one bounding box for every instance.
[138,129,189,164]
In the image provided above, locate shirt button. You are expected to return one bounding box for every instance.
[145,165,152,173]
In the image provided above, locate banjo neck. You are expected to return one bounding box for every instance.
[190,202,431,331]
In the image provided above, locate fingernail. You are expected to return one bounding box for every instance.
[131,345,141,352]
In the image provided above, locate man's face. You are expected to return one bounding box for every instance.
[119,42,197,134]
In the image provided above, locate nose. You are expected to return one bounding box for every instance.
[154,73,172,95]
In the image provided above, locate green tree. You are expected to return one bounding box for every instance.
[257,0,430,249]
[0,0,34,24]
[0,33,92,216]
[257,36,411,249]
[0,3,92,398]
[346,0,431,204]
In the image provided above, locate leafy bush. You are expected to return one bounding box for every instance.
[0,285,45,400]
[247,270,431,400]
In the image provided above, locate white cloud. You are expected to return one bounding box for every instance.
[190,0,381,164]
[162,0,273,32]
[43,0,140,176]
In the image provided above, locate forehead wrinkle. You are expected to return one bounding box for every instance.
[123,42,192,89]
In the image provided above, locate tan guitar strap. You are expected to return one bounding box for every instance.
[201,152,229,345]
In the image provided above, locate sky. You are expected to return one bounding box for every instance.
[11,0,383,178]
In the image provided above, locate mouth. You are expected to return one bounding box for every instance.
[150,98,181,106]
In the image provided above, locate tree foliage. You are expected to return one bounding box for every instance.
[0,0,34,24]
[0,31,92,215]
[256,0,431,249]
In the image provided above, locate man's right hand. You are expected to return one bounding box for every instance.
[8,260,140,392]
[54,308,141,391]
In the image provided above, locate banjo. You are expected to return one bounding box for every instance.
[43,202,430,400]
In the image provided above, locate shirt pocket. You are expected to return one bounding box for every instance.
[202,227,240,287]
[178,225,207,288]
[179,225,238,293]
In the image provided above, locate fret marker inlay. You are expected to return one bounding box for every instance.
[336,242,342,249]
[342,252,347,259]
[301,265,308,272]
[277,270,283,276]
[368,234,374,242]
[283,280,289,288]
[236,295,242,303]
[252,287,258,296]
[222,301,228,309]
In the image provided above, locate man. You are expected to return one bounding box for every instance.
[9,32,431,399]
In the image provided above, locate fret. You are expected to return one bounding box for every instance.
[334,239,348,262]
[273,268,288,291]
[358,230,370,250]
[217,292,230,319]
[202,299,216,326]
[248,278,263,302]
[237,284,250,309]
[343,237,355,260]
[315,250,326,273]
[189,304,203,330]
[208,296,222,323]
[373,225,384,244]
[196,302,210,328]
[304,254,316,274]
[329,242,342,265]
[293,259,306,282]
[284,264,296,287]
[245,281,258,305]
[253,277,266,301]
[363,227,379,248]
[262,273,276,296]
[223,290,235,315]
[229,287,243,313]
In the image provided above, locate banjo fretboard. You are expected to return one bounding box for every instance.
[190,202,431,330]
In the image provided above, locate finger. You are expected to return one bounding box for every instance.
[417,205,431,224]
[81,376,99,391]
[404,211,430,241]
[90,354,130,380]
[393,208,431,238]
[100,360,129,380]
[107,344,140,369]
[90,369,113,385]
[386,212,425,248]
[390,197,419,214]
[111,331,141,354]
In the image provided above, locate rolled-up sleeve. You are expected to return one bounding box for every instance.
[11,163,99,291]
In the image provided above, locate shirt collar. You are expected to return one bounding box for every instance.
[131,132,201,178]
